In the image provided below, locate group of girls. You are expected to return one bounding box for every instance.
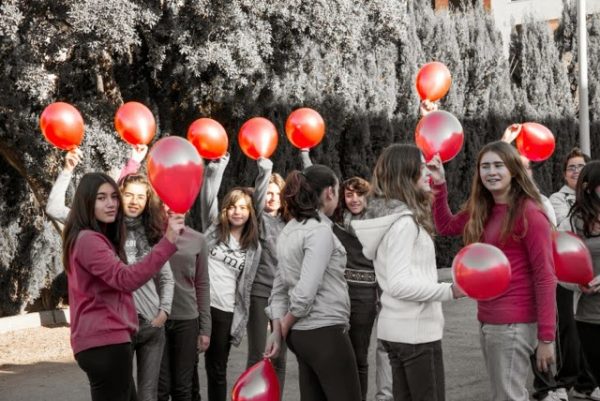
[49,115,600,401]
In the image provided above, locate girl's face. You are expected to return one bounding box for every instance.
[479,151,512,199]
[344,187,366,215]
[565,156,586,190]
[321,181,340,217]
[227,197,250,228]
[264,183,281,214]
[122,182,148,218]
[417,155,432,193]
[95,183,119,223]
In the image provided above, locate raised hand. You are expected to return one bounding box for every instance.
[64,148,83,173]
[130,144,148,163]
[501,124,522,144]
[426,154,446,185]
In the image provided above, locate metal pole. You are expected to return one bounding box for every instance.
[578,0,591,155]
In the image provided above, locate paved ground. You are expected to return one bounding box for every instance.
[0,297,505,401]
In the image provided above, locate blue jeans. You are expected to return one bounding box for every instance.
[382,339,445,401]
[133,316,166,401]
[480,323,537,401]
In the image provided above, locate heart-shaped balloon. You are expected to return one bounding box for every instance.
[40,102,85,150]
[515,122,555,162]
[187,118,228,160]
[232,358,280,401]
[115,102,156,145]
[147,136,204,213]
[552,231,594,285]
[285,108,325,149]
[415,110,464,163]
[452,243,512,300]
[238,117,278,160]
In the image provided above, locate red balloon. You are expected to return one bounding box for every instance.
[147,136,204,213]
[39,102,84,150]
[238,117,278,160]
[415,62,452,101]
[115,102,156,145]
[552,231,594,285]
[187,118,228,160]
[285,108,325,149]
[452,243,512,301]
[515,122,555,162]
[232,358,280,401]
[415,110,464,162]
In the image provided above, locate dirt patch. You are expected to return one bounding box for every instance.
[0,325,73,367]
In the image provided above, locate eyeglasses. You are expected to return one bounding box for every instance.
[566,164,585,173]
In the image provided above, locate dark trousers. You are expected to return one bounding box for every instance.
[246,295,287,392]
[158,319,199,401]
[287,325,361,401]
[204,307,234,401]
[532,287,597,399]
[75,342,136,401]
[577,321,600,385]
[348,286,378,401]
[382,339,445,401]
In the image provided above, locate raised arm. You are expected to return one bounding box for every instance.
[254,158,273,216]
[46,148,82,224]
[199,153,230,231]
[117,145,147,182]
[300,149,313,170]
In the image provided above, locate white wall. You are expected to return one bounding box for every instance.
[490,0,600,57]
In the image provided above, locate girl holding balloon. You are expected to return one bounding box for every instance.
[199,154,261,401]
[61,172,184,401]
[264,164,361,401]
[429,141,557,401]
[560,161,600,394]
[351,144,463,401]
[245,158,288,390]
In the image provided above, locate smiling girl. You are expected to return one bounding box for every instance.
[429,141,556,401]
[199,154,261,401]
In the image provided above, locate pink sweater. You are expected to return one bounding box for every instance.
[432,183,557,341]
[68,230,177,354]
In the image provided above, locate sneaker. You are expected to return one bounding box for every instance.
[543,391,563,401]
[572,387,600,401]
[555,387,569,401]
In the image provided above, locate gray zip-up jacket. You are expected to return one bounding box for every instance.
[200,154,261,346]
[266,212,350,330]
[549,185,576,228]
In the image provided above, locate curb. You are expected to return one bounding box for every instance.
[0,308,70,334]
[0,269,453,335]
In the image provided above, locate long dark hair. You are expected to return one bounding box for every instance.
[217,187,259,249]
[119,174,166,246]
[370,144,434,235]
[569,161,600,238]
[463,141,543,245]
[62,173,126,272]
[282,164,338,222]
[333,176,371,223]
